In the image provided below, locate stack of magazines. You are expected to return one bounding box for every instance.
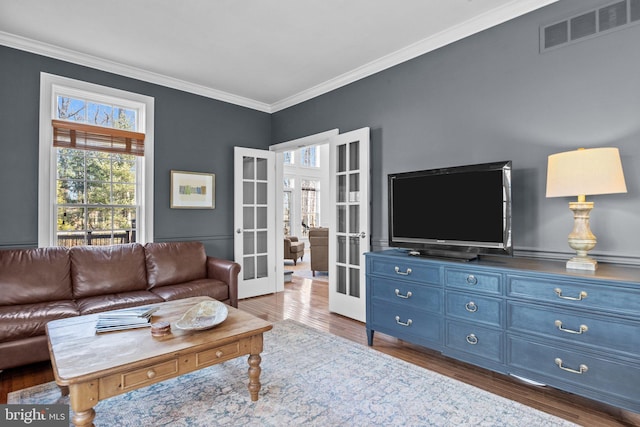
[95,307,159,333]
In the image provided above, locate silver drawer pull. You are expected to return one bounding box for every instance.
[394,289,413,299]
[395,316,412,327]
[394,266,412,276]
[465,302,478,313]
[554,288,588,301]
[466,334,478,345]
[555,358,588,374]
[554,320,588,335]
[466,274,478,285]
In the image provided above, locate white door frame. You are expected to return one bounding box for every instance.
[270,129,339,292]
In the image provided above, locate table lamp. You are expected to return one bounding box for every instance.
[546,147,627,271]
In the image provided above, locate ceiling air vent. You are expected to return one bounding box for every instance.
[541,0,640,52]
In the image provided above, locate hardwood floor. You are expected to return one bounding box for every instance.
[2,273,638,426]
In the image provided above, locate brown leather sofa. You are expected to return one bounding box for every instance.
[0,241,240,371]
[309,227,328,276]
[284,236,305,265]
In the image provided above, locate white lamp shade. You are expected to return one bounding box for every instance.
[546,147,627,198]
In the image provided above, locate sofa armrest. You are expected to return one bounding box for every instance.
[206,256,241,308]
[288,236,299,242]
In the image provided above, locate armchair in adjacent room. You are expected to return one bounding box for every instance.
[309,227,328,276]
[284,236,305,265]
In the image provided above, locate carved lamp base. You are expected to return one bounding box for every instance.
[566,201,597,271]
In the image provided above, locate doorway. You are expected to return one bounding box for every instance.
[234,128,370,322]
[271,127,371,322]
[281,144,330,281]
[273,131,336,284]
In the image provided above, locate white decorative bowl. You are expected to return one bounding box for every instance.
[174,300,228,331]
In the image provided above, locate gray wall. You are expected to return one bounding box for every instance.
[1,0,639,264]
[271,0,640,264]
[0,45,271,259]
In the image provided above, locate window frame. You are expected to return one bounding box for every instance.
[39,72,155,247]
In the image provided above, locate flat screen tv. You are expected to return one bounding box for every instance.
[388,160,512,261]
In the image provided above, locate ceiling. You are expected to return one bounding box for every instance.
[0,0,558,112]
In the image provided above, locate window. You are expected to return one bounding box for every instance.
[301,179,320,235]
[300,146,320,168]
[39,73,154,247]
[283,178,294,236]
[282,145,325,238]
[283,151,294,165]
[283,147,320,167]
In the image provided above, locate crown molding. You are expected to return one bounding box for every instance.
[270,0,559,112]
[0,31,272,113]
[1,0,557,114]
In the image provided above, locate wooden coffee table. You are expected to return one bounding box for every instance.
[46,296,273,427]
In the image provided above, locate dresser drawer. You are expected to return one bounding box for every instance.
[507,302,640,357]
[507,336,640,405]
[368,257,441,285]
[445,291,502,327]
[446,320,503,363]
[369,276,442,314]
[507,275,640,316]
[369,301,442,344]
[445,268,502,295]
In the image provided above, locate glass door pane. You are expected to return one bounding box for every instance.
[335,141,363,296]
[242,155,269,280]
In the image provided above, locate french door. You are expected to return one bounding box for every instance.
[328,127,370,322]
[234,126,370,321]
[233,147,276,299]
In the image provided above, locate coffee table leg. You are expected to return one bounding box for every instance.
[72,408,96,427]
[69,382,98,427]
[247,353,262,401]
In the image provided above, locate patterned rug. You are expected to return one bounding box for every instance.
[9,320,577,426]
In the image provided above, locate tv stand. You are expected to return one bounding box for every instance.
[365,249,640,415]
[407,249,477,262]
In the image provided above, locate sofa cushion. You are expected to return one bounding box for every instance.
[70,243,148,298]
[145,242,207,288]
[150,278,229,303]
[0,300,78,343]
[0,247,72,306]
[75,291,164,315]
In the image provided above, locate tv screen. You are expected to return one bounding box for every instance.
[388,161,512,260]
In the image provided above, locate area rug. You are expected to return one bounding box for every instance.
[9,320,577,426]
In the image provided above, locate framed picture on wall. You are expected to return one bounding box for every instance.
[170,170,215,209]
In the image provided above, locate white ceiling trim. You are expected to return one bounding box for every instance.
[0,31,271,113]
[271,0,559,112]
[0,0,557,114]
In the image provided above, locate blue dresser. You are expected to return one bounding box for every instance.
[365,249,640,414]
